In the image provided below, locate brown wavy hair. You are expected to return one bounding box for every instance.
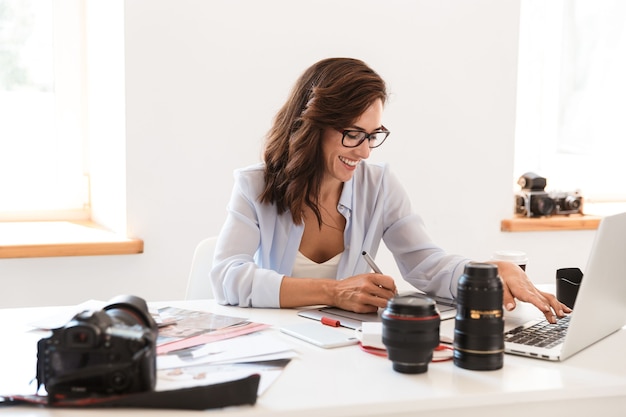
[260,58,388,225]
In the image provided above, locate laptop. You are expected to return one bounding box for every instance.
[298,293,457,330]
[504,211,626,361]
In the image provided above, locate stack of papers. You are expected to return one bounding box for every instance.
[157,332,296,394]
[155,306,259,348]
[154,307,296,395]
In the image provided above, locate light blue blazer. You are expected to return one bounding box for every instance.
[211,161,469,307]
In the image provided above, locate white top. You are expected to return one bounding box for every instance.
[291,251,341,279]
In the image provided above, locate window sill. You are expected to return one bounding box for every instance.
[0,221,143,259]
[500,214,601,232]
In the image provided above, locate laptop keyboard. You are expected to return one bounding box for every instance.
[504,315,571,349]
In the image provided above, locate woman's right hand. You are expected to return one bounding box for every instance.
[330,273,397,313]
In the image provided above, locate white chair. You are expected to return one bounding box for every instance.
[185,236,218,300]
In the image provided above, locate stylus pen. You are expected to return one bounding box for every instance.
[362,251,383,274]
[363,251,398,294]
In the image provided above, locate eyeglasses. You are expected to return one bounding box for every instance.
[339,127,390,148]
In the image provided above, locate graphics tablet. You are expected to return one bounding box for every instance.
[298,293,456,330]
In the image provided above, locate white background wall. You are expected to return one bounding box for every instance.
[0,0,596,307]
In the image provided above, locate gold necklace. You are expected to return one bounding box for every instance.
[320,205,345,232]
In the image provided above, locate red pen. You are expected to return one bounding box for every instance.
[321,316,341,327]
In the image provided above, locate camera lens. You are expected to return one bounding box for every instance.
[563,195,581,211]
[453,263,504,371]
[382,293,440,374]
[531,194,555,216]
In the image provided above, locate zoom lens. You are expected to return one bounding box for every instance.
[382,293,440,374]
[453,263,504,371]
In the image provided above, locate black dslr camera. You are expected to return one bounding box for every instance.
[36,295,157,399]
[514,172,583,217]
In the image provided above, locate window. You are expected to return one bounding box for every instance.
[515,0,626,210]
[0,0,88,221]
[0,1,136,258]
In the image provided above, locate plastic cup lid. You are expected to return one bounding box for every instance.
[491,250,528,264]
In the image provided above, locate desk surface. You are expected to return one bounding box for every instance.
[1,300,625,417]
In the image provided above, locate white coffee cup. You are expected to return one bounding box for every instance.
[491,250,528,271]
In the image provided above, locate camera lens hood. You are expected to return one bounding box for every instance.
[383,293,438,318]
[103,295,157,331]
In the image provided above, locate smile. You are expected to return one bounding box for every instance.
[339,156,359,167]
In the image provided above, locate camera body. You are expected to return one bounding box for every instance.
[551,191,584,215]
[514,172,583,217]
[36,295,157,398]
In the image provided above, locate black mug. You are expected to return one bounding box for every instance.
[556,267,583,309]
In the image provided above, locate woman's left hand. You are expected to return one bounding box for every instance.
[491,261,572,324]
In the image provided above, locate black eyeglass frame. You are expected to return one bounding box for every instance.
[338,126,391,148]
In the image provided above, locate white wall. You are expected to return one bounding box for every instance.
[0,0,597,308]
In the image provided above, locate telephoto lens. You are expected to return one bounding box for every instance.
[453,262,504,371]
[382,293,441,374]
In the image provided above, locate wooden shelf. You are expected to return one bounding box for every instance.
[0,220,144,258]
[501,214,601,232]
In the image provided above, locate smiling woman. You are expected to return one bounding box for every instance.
[209,57,570,326]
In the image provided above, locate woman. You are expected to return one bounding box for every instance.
[210,57,570,323]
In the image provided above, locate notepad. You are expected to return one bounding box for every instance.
[280,323,359,348]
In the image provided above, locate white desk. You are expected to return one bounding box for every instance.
[1,300,625,417]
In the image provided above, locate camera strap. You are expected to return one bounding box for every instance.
[1,373,259,411]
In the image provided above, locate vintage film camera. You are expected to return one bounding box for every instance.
[515,172,583,217]
[36,295,157,399]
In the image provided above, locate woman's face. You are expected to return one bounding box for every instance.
[321,99,384,184]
